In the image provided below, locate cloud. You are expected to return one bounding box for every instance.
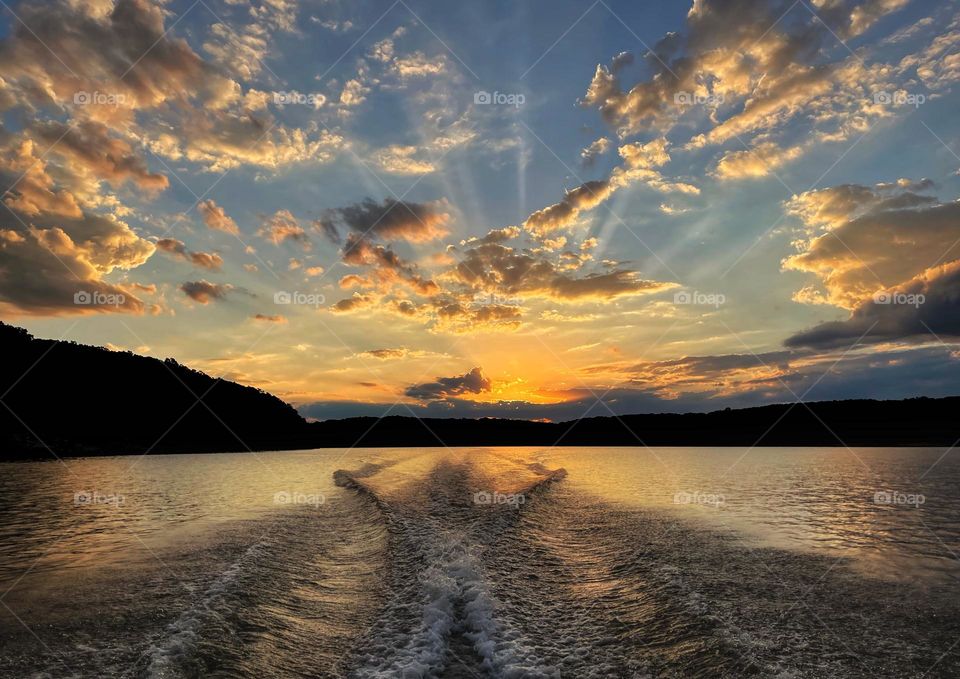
[374,145,436,175]
[171,114,345,173]
[180,280,234,304]
[203,22,269,81]
[355,347,446,361]
[523,180,615,236]
[156,238,223,270]
[431,300,524,333]
[0,135,155,316]
[258,209,310,249]
[302,344,960,420]
[341,234,440,296]
[325,198,450,243]
[0,0,238,120]
[786,260,960,349]
[361,348,408,360]
[405,367,491,400]
[202,0,302,84]
[391,52,448,81]
[321,192,674,332]
[198,199,240,235]
[331,292,376,313]
[784,181,960,348]
[580,137,611,167]
[3,140,83,218]
[783,183,953,309]
[461,226,521,246]
[618,138,670,169]
[610,50,634,74]
[32,120,168,193]
[579,0,917,159]
[453,241,674,302]
[252,313,287,323]
[714,142,804,180]
[523,138,695,238]
[598,349,800,398]
[0,0,342,174]
[784,180,936,230]
[339,78,369,107]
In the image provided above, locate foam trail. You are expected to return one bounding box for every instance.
[335,460,566,678]
[141,540,267,678]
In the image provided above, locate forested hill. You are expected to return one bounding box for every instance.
[0,322,308,459]
[3,322,959,459]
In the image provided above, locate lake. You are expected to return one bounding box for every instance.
[1,447,959,677]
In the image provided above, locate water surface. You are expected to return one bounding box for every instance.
[1,447,958,677]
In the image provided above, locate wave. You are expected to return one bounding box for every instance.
[140,539,268,678]
[124,454,960,678]
[334,458,566,678]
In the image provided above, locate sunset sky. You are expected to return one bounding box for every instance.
[2,0,960,420]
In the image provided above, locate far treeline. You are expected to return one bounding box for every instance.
[1,322,958,459]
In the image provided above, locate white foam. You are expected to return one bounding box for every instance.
[141,540,267,678]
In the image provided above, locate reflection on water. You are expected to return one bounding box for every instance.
[533,446,960,583]
[0,447,958,677]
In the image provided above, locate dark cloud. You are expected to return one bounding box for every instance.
[314,217,342,244]
[301,345,960,421]
[405,367,492,400]
[324,198,450,243]
[331,292,375,312]
[362,348,407,359]
[0,0,236,117]
[429,299,524,333]
[156,238,223,270]
[341,234,439,296]
[252,313,287,323]
[0,134,155,316]
[180,280,233,304]
[786,261,960,349]
[454,242,672,302]
[610,51,634,74]
[32,120,168,192]
[785,181,960,347]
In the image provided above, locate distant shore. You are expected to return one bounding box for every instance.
[3,323,958,460]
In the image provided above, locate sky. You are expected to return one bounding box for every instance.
[1,0,960,421]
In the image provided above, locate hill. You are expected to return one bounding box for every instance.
[2,322,958,458]
[0,322,308,459]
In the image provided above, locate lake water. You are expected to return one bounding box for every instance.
[1,447,959,677]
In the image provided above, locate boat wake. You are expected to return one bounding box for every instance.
[334,458,565,678]
[127,453,960,678]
